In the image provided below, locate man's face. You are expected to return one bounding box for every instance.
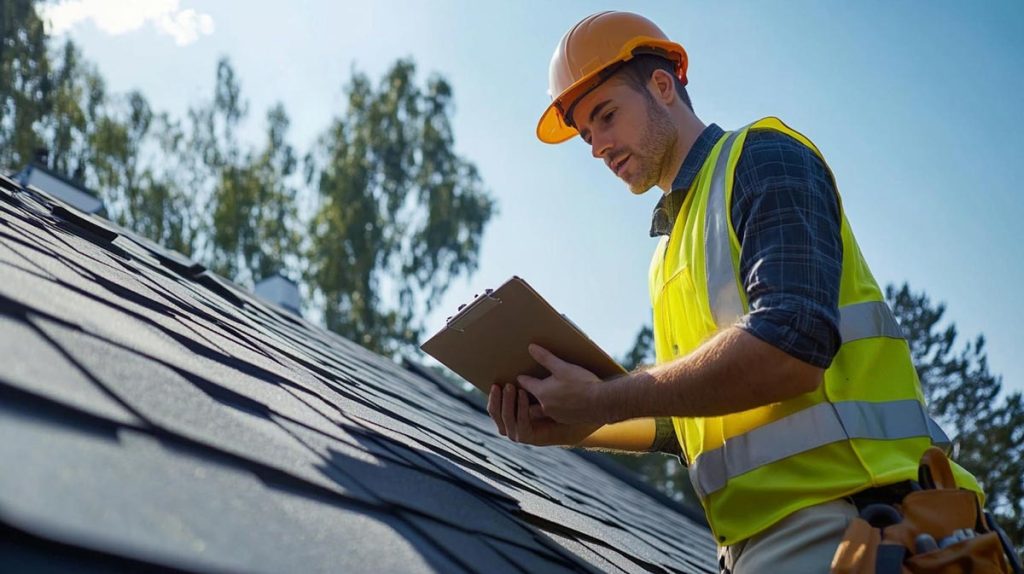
[570,76,676,195]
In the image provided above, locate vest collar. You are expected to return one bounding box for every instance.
[649,123,725,237]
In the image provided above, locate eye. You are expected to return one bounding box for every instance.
[602,109,616,124]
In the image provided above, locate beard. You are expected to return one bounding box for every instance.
[624,97,677,195]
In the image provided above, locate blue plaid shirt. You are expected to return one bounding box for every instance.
[649,123,843,455]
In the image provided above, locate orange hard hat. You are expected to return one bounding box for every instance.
[537,11,688,144]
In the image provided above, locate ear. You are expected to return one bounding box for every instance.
[648,69,677,105]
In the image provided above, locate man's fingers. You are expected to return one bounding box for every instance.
[516,390,532,444]
[516,375,542,396]
[529,344,600,382]
[528,404,546,419]
[487,385,506,436]
[501,383,518,441]
[528,344,572,378]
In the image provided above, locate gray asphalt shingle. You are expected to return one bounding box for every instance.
[0,172,717,572]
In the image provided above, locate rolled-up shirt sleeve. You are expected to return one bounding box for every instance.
[731,130,843,368]
[649,416,684,459]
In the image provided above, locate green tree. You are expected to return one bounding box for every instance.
[89,91,194,250]
[0,8,105,178]
[5,3,496,360]
[208,102,300,286]
[119,108,200,256]
[0,0,50,170]
[39,40,105,181]
[2,1,199,253]
[306,59,496,355]
[248,103,301,282]
[887,283,1023,550]
[91,91,152,223]
[183,59,302,288]
[621,324,654,373]
[187,58,247,273]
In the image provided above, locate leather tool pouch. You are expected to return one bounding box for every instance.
[831,447,1020,574]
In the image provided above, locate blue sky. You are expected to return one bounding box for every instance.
[44,1,1024,393]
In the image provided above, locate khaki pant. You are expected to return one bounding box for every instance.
[718,499,858,574]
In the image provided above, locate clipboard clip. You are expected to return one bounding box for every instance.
[445,288,501,333]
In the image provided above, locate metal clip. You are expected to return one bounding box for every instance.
[446,290,502,333]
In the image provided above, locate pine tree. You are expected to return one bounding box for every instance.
[887,283,1023,550]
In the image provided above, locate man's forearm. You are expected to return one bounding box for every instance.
[597,326,823,424]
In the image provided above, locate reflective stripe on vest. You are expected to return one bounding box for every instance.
[703,129,909,343]
[839,300,905,343]
[704,128,747,328]
[688,399,951,499]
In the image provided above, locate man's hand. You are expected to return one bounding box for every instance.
[486,383,600,447]
[515,344,608,426]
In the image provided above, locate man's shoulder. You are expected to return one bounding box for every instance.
[734,122,828,182]
[741,124,815,157]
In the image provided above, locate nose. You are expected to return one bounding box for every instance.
[591,130,613,160]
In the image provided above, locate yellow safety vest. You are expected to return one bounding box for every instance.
[649,117,983,545]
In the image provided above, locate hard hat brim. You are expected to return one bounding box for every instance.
[536,37,688,145]
[537,97,584,144]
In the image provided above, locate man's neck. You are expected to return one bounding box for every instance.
[657,113,706,194]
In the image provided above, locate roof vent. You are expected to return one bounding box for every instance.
[254,273,301,315]
[16,160,105,216]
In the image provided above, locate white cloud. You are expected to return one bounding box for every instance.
[39,0,215,46]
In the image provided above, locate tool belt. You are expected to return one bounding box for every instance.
[831,447,1021,574]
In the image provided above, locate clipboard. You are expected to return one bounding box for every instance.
[420,276,626,394]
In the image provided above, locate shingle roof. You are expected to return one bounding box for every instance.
[0,173,717,573]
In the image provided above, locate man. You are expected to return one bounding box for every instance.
[485,11,984,573]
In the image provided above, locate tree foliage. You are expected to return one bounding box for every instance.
[305,59,495,355]
[1,0,50,169]
[40,41,104,182]
[621,324,654,373]
[887,283,1023,548]
[1,0,198,253]
[194,60,301,286]
[2,2,494,357]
